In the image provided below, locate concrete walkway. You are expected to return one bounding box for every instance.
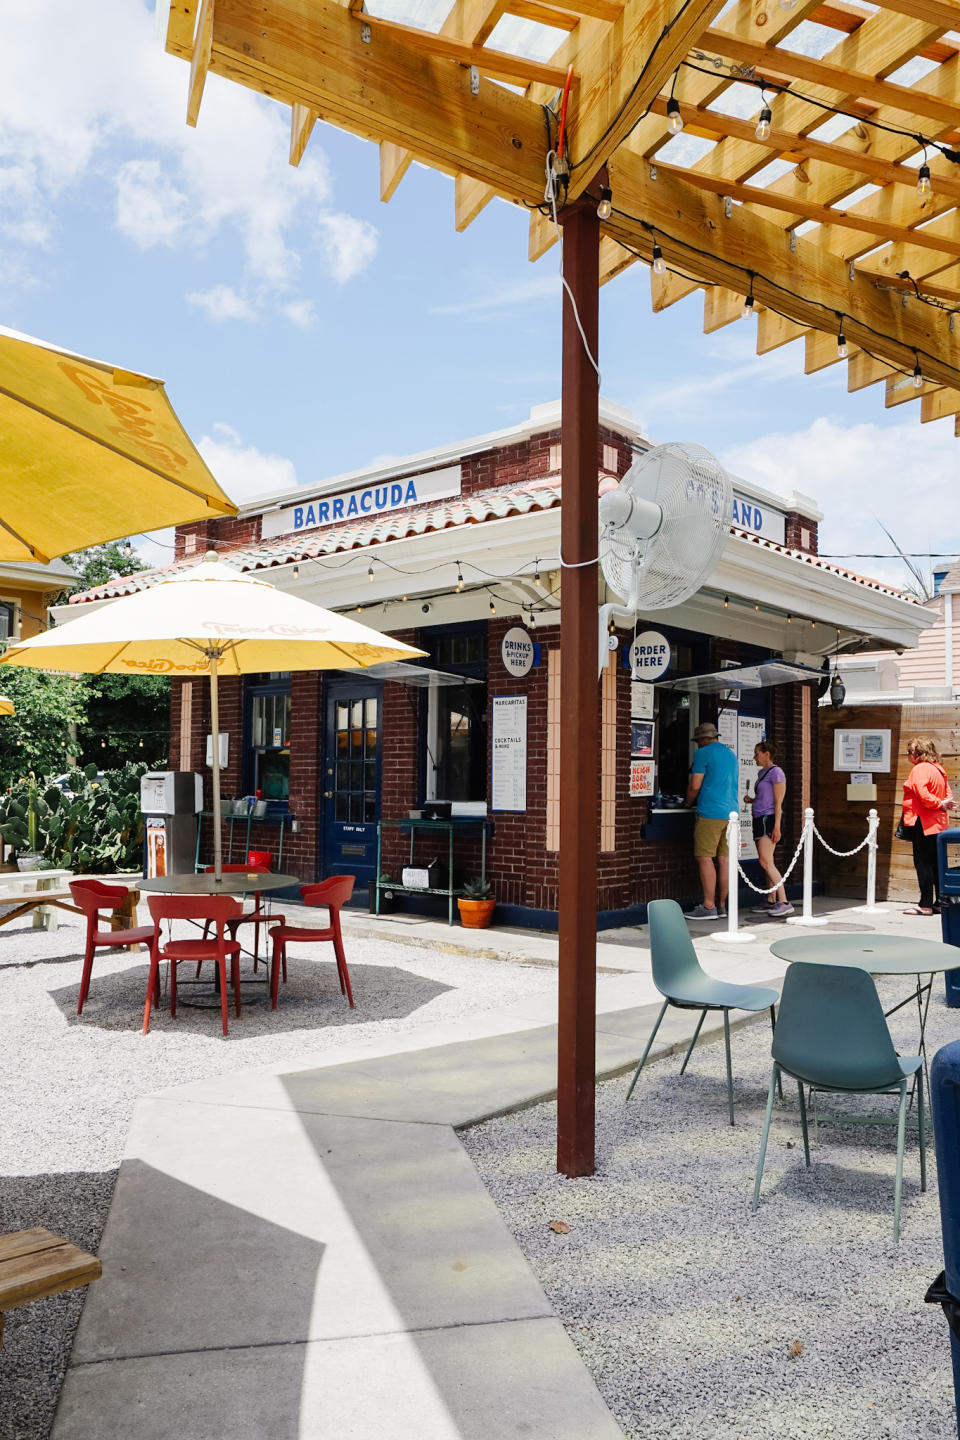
[51,900,932,1439]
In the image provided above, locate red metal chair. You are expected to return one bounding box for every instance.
[198,862,285,973]
[69,881,155,1017]
[144,894,244,1038]
[268,877,355,1010]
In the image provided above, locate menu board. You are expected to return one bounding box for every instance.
[491,696,527,812]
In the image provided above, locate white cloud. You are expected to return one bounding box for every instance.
[198,423,298,503]
[115,158,188,247]
[0,1,374,307]
[430,274,558,315]
[281,298,317,329]
[316,213,379,284]
[187,284,258,323]
[721,415,960,590]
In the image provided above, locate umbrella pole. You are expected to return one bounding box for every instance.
[208,652,223,882]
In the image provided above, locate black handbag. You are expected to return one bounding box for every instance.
[894,812,908,841]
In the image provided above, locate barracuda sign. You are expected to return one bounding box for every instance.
[261,464,461,539]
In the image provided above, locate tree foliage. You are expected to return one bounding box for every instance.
[0,668,87,790]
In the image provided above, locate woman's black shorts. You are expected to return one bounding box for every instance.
[753,814,776,841]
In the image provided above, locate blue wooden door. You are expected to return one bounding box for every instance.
[322,679,381,891]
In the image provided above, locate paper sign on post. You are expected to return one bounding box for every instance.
[630,759,655,797]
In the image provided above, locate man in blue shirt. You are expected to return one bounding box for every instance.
[685,721,739,919]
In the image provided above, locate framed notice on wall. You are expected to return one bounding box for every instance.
[630,758,655,797]
[833,729,891,773]
[491,695,527,812]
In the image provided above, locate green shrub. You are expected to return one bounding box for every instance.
[0,761,149,873]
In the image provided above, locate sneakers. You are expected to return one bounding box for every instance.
[688,904,719,919]
[768,901,795,918]
[717,906,727,919]
[751,901,777,914]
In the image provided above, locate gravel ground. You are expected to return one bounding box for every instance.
[0,905,556,1440]
[462,980,960,1440]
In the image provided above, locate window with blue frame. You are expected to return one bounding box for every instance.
[420,626,488,805]
[244,673,291,803]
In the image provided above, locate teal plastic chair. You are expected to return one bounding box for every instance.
[625,899,779,1125]
[752,961,925,1243]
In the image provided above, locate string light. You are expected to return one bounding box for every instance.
[367,563,375,583]
[534,559,541,583]
[455,563,464,592]
[666,97,683,135]
[122,540,133,558]
[914,357,924,388]
[917,162,932,197]
[652,242,666,275]
[292,564,300,580]
[597,186,612,221]
[786,614,793,624]
[528,608,536,629]
[755,102,772,143]
[837,326,848,360]
[741,283,755,320]
[723,596,729,608]
[489,596,496,615]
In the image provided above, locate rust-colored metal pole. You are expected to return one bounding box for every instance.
[557,197,600,1178]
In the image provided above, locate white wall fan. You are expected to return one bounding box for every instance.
[598,442,733,615]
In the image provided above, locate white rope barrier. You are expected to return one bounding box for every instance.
[704,806,885,935]
[713,810,756,945]
[851,808,889,914]
[786,808,830,926]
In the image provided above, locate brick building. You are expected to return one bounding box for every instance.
[67,400,932,925]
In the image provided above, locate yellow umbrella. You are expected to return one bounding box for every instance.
[0,326,237,563]
[0,555,425,877]
[0,696,13,716]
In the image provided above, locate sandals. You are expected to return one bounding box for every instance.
[902,906,935,916]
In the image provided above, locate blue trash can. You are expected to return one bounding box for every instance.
[937,831,960,1008]
[926,1040,960,1436]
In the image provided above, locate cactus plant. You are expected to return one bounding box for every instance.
[0,762,148,873]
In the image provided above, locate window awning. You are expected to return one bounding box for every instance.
[657,661,825,694]
[349,662,483,687]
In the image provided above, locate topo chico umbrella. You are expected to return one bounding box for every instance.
[0,555,425,877]
[0,326,237,563]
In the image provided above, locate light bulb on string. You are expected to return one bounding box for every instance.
[367,563,375,583]
[122,540,133,559]
[786,614,793,625]
[837,328,848,360]
[292,564,300,581]
[534,559,540,583]
[597,186,612,221]
[489,596,496,615]
[755,106,772,142]
[652,242,666,276]
[528,609,536,629]
[917,163,932,197]
[913,358,924,388]
[666,97,683,135]
[455,563,464,593]
[741,291,755,320]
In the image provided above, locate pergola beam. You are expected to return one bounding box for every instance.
[605,155,960,388]
[562,0,729,200]
[208,0,548,202]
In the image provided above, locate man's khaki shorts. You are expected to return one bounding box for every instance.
[694,816,729,858]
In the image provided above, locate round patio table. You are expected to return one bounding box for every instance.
[139,871,298,896]
[139,871,299,1005]
[770,933,960,1077]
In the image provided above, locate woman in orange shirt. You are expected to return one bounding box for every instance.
[902,735,954,915]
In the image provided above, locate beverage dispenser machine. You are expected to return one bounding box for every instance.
[140,771,203,877]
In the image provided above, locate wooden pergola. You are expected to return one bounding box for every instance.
[165,0,960,1174]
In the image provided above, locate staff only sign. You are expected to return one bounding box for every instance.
[262,464,462,539]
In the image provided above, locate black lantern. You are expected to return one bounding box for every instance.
[829,673,846,709]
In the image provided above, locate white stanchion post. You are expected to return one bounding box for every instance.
[786,807,829,927]
[852,808,888,914]
[713,810,756,945]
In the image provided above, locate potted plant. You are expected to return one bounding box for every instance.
[457,877,495,929]
[1,772,44,871]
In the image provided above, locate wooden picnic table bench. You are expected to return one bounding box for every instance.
[0,1229,101,1347]
[0,871,141,939]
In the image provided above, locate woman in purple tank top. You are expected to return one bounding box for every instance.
[743,739,793,918]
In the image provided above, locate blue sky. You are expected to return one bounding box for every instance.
[3,0,958,590]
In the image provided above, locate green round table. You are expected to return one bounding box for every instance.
[770,933,960,975]
[770,933,960,1075]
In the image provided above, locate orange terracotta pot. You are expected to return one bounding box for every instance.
[457,897,495,929]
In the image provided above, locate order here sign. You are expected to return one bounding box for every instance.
[628,631,671,680]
